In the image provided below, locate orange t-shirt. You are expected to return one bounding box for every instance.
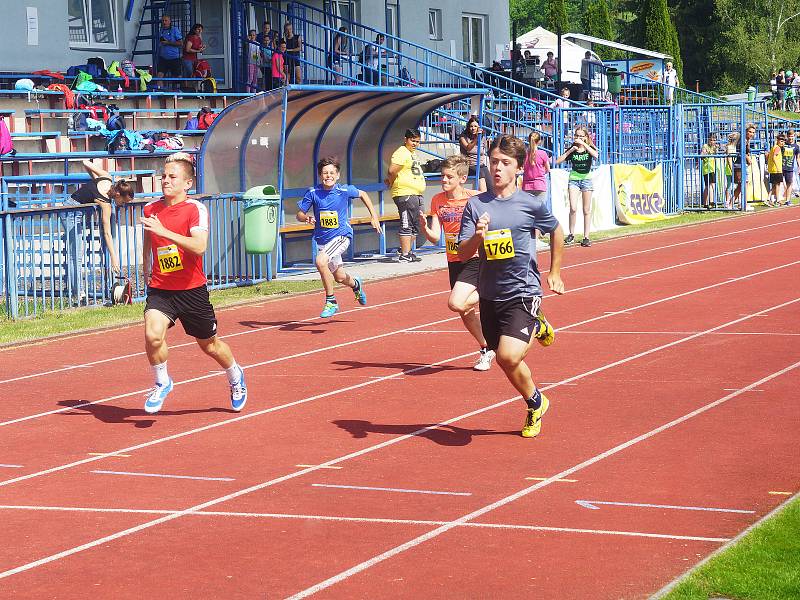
[429,189,479,263]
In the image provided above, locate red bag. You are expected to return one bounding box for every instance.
[46,83,75,109]
[198,109,217,130]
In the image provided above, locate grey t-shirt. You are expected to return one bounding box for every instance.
[459,189,560,301]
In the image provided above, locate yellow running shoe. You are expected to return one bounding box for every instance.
[521,393,550,438]
[533,309,555,347]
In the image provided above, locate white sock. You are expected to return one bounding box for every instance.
[225,363,242,385]
[152,362,170,386]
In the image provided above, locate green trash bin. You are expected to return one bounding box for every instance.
[746,86,756,102]
[606,68,622,96]
[243,185,280,254]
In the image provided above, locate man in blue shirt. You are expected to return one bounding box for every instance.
[297,157,381,318]
[157,14,183,88]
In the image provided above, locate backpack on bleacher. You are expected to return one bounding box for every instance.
[70,111,89,132]
[120,59,136,78]
[107,130,130,153]
[0,118,15,156]
[87,57,107,78]
[198,108,217,130]
[105,104,125,131]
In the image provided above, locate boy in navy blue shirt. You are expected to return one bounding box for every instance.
[297,157,381,318]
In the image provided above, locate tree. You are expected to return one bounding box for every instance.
[548,0,569,34]
[640,0,682,80]
[509,0,547,35]
[584,0,619,60]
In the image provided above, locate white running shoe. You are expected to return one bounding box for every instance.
[473,349,495,371]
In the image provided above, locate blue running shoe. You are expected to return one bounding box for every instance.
[144,378,173,414]
[320,301,339,318]
[230,367,247,412]
[353,277,367,305]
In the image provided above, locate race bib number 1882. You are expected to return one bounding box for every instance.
[157,244,184,273]
[483,229,515,260]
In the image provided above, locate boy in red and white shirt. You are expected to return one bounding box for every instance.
[140,153,248,414]
[419,155,494,371]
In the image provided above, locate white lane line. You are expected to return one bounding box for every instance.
[404,330,467,334]
[0,505,730,543]
[1,299,796,581]
[722,388,763,392]
[526,477,577,483]
[0,464,23,469]
[310,484,472,497]
[0,351,476,489]
[575,500,754,513]
[6,251,800,433]
[768,491,792,495]
[3,264,800,489]
[286,357,800,600]
[0,289,450,386]
[91,470,235,482]
[0,315,460,429]
[296,465,343,470]
[562,331,800,337]
[87,453,131,458]
[4,219,797,387]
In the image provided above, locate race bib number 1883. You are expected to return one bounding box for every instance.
[483,229,515,260]
[319,210,339,229]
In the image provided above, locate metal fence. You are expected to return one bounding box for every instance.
[1,194,272,319]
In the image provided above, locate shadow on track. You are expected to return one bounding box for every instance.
[238,319,350,333]
[57,400,236,428]
[333,419,515,446]
[331,360,471,374]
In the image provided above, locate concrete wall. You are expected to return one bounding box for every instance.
[0,0,149,72]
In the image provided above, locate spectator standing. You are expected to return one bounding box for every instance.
[550,86,572,132]
[385,128,426,262]
[331,27,348,84]
[766,132,785,207]
[257,21,277,89]
[733,123,756,208]
[522,131,550,204]
[284,22,303,84]
[245,29,262,92]
[726,132,740,209]
[542,51,558,83]
[182,23,206,79]
[555,125,599,246]
[157,15,183,89]
[781,129,799,205]
[700,132,718,209]
[770,72,778,107]
[458,116,492,193]
[580,51,593,99]
[61,160,135,304]
[364,34,388,85]
[271,39,288,89]
[662,61,679,105]
[777,70,787,110]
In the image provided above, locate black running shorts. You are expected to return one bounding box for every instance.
[479,295,542,351]
[145,285,218,340]
[447,257,480,289]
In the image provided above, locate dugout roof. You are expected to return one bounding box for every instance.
[196,85,486,196]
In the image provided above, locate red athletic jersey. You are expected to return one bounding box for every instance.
[144,198,209,290]
[429,190,479,263]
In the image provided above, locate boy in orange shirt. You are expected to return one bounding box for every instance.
[419,155,494,371]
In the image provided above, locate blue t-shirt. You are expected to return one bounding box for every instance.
[458,189,560,301]
[159,25,183,60]
[297,184,360,244]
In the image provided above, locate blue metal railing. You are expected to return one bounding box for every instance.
[1,194,272,319]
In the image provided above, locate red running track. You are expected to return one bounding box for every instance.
[1,208,799,599]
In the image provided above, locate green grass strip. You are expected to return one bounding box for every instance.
[0,279,321,346]
[660,496,800,600]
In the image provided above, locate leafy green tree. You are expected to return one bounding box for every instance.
[640,0,682,79]
[548,0,569,34]
[584,0,620,60]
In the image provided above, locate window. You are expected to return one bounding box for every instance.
[385,3,398,51]
[68,0,117,47]
[331,0,360,27]
[461,14,485,66]
[429,9,442,41]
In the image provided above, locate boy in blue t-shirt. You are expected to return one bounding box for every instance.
[297,156,381,318]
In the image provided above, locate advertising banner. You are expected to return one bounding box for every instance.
[613,164,668,224]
